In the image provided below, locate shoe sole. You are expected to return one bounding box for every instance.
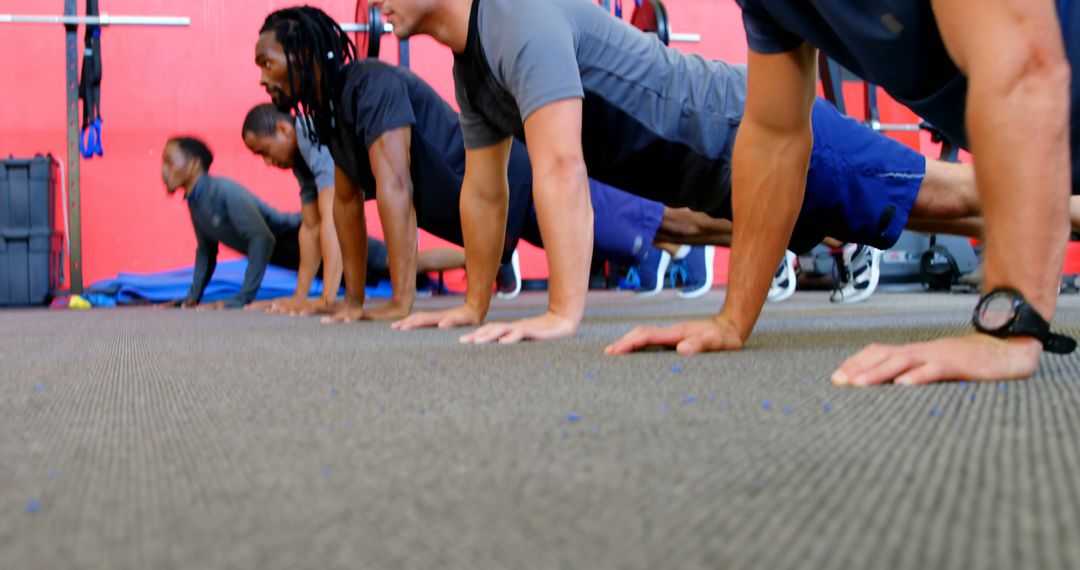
[768,251,798,303]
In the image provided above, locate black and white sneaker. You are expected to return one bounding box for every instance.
[768,250,798,302]
[496,249,522,299]
[830,244,882,304]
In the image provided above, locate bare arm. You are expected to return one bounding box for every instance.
[365,126,419,320]
[294,201,323,300]
[461,99,592,344]
[316,186,344,304]
[721,44,817,340]
[332,165,368,311]
[605,44,817,355]
[831,0,1068,386]
[393,138,512,331]
[932,0,1070,317]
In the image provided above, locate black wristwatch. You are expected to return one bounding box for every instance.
[972,288,1077,354]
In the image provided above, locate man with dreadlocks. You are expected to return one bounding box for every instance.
[255,5,538,321]
[255,6,729,320]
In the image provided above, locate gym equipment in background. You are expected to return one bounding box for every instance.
[623,0,702,45]
[342,0,410,67]
[0,156,64,306]
[1,6,190,298]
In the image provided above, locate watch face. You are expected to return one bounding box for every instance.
[978,291,1019,331]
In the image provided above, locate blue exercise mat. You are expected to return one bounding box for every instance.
[85,260,393,307]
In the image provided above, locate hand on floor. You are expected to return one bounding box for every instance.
[279,297,336,317]
[322,300,365,324]
[459,312,577,344]
[245,299,278,312]
[362,302,411,321]
[605,317,743,355]
[831,333,1042,387]
[264,296,310,315]
[392,305,481,331]
[196,301,228,311]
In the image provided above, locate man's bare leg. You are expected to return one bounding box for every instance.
[417,247,466,272]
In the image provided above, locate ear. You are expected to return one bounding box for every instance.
[277,119,295,142]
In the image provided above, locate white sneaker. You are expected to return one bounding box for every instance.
[768,250,798,302]
[830,244,883,304]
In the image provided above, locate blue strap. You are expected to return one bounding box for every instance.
[79,119,104,159]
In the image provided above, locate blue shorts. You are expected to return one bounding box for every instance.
[518,179,666,266]
[787,99,925,253]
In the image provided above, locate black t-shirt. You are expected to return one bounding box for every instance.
[321,59,534,250]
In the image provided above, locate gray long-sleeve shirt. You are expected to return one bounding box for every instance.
[184,174,301,307]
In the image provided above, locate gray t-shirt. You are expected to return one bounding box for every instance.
[293,118,337,205]
[452,0,748,214]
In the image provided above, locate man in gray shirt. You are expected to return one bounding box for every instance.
[379,0,1018,351]
[241,104,346,315]
[160,136,305,309]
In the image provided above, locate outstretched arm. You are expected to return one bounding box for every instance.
[393,138,512,331]
[834,0,1069,385]
[606,43,817,355]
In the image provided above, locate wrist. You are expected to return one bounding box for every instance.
[715,310,751,342]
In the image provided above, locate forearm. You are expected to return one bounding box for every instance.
[460,180,508,319]
[720,123,812,340]
[967,58,1070,319]
[237,236,275,306]
[533,161,592,324]
[295,223,322,298]
[333,190,368,304]
[376,184,419,312]
[318,213,343,302]
[186,248,216,303]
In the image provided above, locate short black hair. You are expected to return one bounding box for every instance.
[167,136,214,171]
[242,103,293,139]
[260,6,356,144]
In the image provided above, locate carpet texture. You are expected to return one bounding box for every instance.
[2,291,1079,569]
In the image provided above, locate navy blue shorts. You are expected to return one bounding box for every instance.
[787,99,925,253]
[517,179,665,266]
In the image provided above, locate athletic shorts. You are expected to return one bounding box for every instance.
[787,99,925,253]
[516,179,666,266]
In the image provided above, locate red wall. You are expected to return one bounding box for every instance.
[1,0,924,289]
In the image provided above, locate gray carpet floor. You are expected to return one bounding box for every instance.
[2,290,1080,570]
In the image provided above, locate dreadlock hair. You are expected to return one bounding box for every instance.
[260,6,356,145]
[242,103,292,139]
[168,136,214,171]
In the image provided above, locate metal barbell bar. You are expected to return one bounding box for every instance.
[0,14,190,26]
[340,22,394,33]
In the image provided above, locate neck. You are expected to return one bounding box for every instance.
[183,171,206,198]
[422,0,472,53]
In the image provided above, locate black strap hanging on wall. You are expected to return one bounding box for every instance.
[79,0,103,159]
